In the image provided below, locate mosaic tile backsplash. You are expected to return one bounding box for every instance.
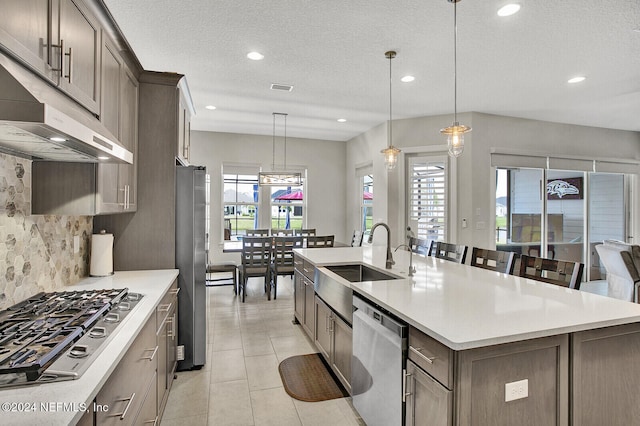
[0,153,92,310]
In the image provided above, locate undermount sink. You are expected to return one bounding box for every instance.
[324,264,401,283]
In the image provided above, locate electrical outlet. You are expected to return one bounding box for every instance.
[505,379,528,402]
[176,345,185,361]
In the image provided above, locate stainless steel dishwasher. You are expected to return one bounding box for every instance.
[352,294,408,426]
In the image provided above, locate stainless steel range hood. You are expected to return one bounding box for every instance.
[0,53,133,164]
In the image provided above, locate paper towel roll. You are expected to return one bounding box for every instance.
[90,231,114,276]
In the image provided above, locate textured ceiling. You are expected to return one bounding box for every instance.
[103,0,640,141]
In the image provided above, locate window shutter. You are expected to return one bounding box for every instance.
[408,156,447,242]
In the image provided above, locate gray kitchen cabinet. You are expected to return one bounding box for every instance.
[315,295,352,393]
[96,37,138,214]
[331,312,352,393]
[571,322,640,426]
[314,296,332,361]
[0,0,101,114]
[95,310,157,426]
[32,42,137,215]
[293,256,316,339]
[405,325,569,426]
[0,0,56,81]
[294,269,305,325]
[57,0,101,114]
[157,281,179,420]
[405,360,452,426]
[303,275,315,337]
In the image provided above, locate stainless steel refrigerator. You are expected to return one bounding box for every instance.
[176,165,207,370]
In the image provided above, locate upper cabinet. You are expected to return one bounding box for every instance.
[0,0,101,114]
[57,0,101,114]
[0,0,55,80]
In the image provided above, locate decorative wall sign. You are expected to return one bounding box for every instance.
[547,177,583,199]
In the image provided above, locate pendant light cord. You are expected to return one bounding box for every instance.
[453,0,458,123]
[284,114,287,170]
[388,52,393,148]
[272,113,276,171]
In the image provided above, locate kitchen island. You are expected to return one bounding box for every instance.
[0,269,178,426]
[294,246,640,425]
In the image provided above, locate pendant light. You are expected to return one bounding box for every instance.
[381,51,401,171]
[440,0,471,158]
[258,113,302,186]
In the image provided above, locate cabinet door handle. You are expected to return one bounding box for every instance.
[124,185,129,209]
[402,369,412,402]
[51,39,64,77]
[409,345,436,364]
[64,46,72,83]
[111,392,135,420]
[166,317,174,339]
[169,288,180,296]
[143,416,159,425]
[142,346,158,361]
[158,302,172,313]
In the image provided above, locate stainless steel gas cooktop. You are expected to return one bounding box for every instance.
[0,288,143,388]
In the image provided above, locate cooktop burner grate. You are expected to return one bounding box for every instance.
[0,288,138,387]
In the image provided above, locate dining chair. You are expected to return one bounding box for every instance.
[270,236,304,300]
[430,242,468,264]
[294,228,317,237]
[272,229,294,236]
[306,235,335,248]
[409,237,430,255]
[351,230,364,247]
[246,229,270,237]
[516,254,584,289]
[239,237,273,302]
[470,247,516,274]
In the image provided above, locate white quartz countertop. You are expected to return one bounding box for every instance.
[0,269,179,426]
[295,246,640,351]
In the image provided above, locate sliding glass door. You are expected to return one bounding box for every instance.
[496,168,628,282]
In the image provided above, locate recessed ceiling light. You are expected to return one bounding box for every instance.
[401,75,415,83]
[49,137,66,142]
[497,4,521,17]
[337,118,347,123]
[247,51,264,60]
[98,156,110,160]
[568,76,586,84]
[205,105,216,110]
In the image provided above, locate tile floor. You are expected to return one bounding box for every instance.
[160,276,364,426]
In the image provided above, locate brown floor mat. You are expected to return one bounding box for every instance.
[278,353,349,402]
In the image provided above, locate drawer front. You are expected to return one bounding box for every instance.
[294,255,304,272]
[96,314,157,425]
[303,260,315,281]
[408,326,453,389]
[157,279,178,330]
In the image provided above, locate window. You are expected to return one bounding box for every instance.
[361,174,373,235]
[223,172,259,237]
[270,185,304,231]
[407,155,448,243]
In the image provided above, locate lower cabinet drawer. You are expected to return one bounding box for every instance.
[96,314,157,425]
[408,326,453,389]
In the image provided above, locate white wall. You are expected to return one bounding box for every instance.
[346,112,640,249]
[190,131,347,262]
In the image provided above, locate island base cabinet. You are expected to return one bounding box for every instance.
[405,360,452,426]
[456,334,569,426]
[571,322,640,426]
[314,296,332,361]
[303,276,315,337]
